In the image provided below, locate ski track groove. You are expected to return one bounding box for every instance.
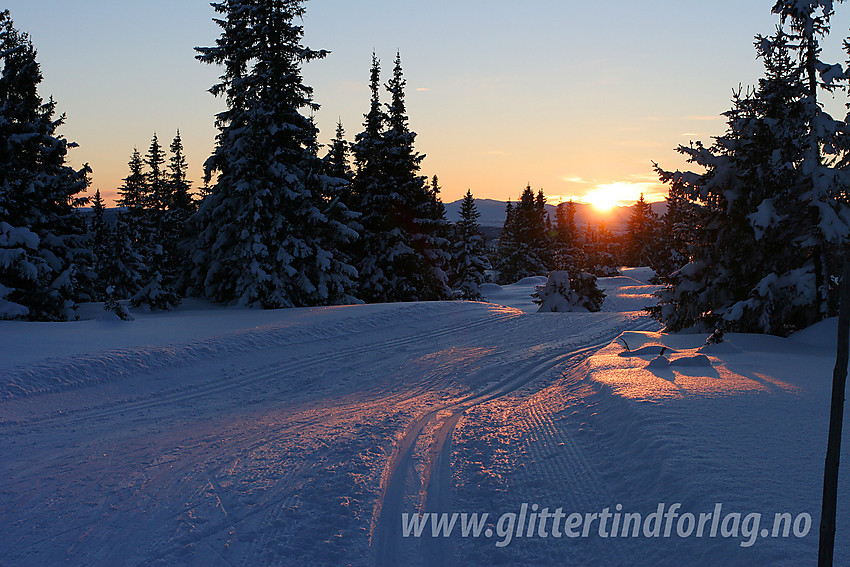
[373,343,614,567]
[407,316,656,566]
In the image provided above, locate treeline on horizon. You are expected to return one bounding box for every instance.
[4,0,850,338]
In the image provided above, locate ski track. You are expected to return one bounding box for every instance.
[372,315,657,567]
[0,300,659,567]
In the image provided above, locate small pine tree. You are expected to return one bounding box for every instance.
[532,270,605,312]
[144,133,167,212]
[128,133,181,311]
[649,188,699,284]
[582,219,620,277]
[86,189,109,300]
[325,119,352,184]
[117,149,145,210]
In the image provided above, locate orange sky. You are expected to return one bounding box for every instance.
[6,1,850,211]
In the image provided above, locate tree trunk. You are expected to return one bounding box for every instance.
[818,258,850,566]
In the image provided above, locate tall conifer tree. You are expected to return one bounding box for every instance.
[190,0,357,307]
[0,11,91,320]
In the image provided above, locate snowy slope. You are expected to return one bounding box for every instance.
[0,273,846,566]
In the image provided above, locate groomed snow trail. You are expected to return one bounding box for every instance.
[1,277,661,566]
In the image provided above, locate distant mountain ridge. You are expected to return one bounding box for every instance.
[444,198,667,232]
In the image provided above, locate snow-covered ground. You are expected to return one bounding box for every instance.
[0,270,846,566]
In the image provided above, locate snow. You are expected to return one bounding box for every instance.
[0,269,847,565]
[583,326,850,563]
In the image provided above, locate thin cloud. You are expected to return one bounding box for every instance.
[482,150,506,156]
[563,176,592,184]
[616,140,664,148]
[685,115,722,121]
[416,87,431,92]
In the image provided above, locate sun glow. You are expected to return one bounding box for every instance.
[580,182,651,212]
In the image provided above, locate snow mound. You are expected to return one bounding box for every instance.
[618,266,656,284]
[698,341,744,354]
[789,316,839,348]
[480,278,547,313]
[669,353,711,367]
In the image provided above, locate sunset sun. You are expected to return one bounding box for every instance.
[581,182,643,212]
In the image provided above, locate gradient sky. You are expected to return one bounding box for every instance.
[5,1,850,208]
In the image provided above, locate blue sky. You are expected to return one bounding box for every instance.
[5,1,850,207]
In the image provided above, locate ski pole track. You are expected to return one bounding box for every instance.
[0,309,522,429]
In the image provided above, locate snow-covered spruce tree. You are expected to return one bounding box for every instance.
[651,19,850,335]
[450,189,490,299]
[582,219,620,277]
[350,53,449,302]
[425,174,453,290]
[496,185,550,284]
[100,215,145,304]
[167,130,194,214]
[532,270,605,312]
[190,0,358,308]
[132,130,197,310]
[624,193,660,267]
[131,133,181,310]
[649,187,700,284]
[0,11,91,320]
[552,200,582,271]
[324,119,352,185]
[86,189,109,300]
[111,148,148,300]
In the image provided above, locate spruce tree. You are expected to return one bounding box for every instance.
[583,220,619,277]
[350,53,449,302]
[325,119,352,184]
[190,0,358,308]
[451,189,490,299]
[144,133,167,212]
[649,188,699,284]
[553,200,581,271]
[129,133,181,310]
[117,149,145,210]
[652,19,850,335]
[496,185,549,283]
[86,189,108,300]
[167,130,194,213]
[624,193,660,267]
[0,11,91,320]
